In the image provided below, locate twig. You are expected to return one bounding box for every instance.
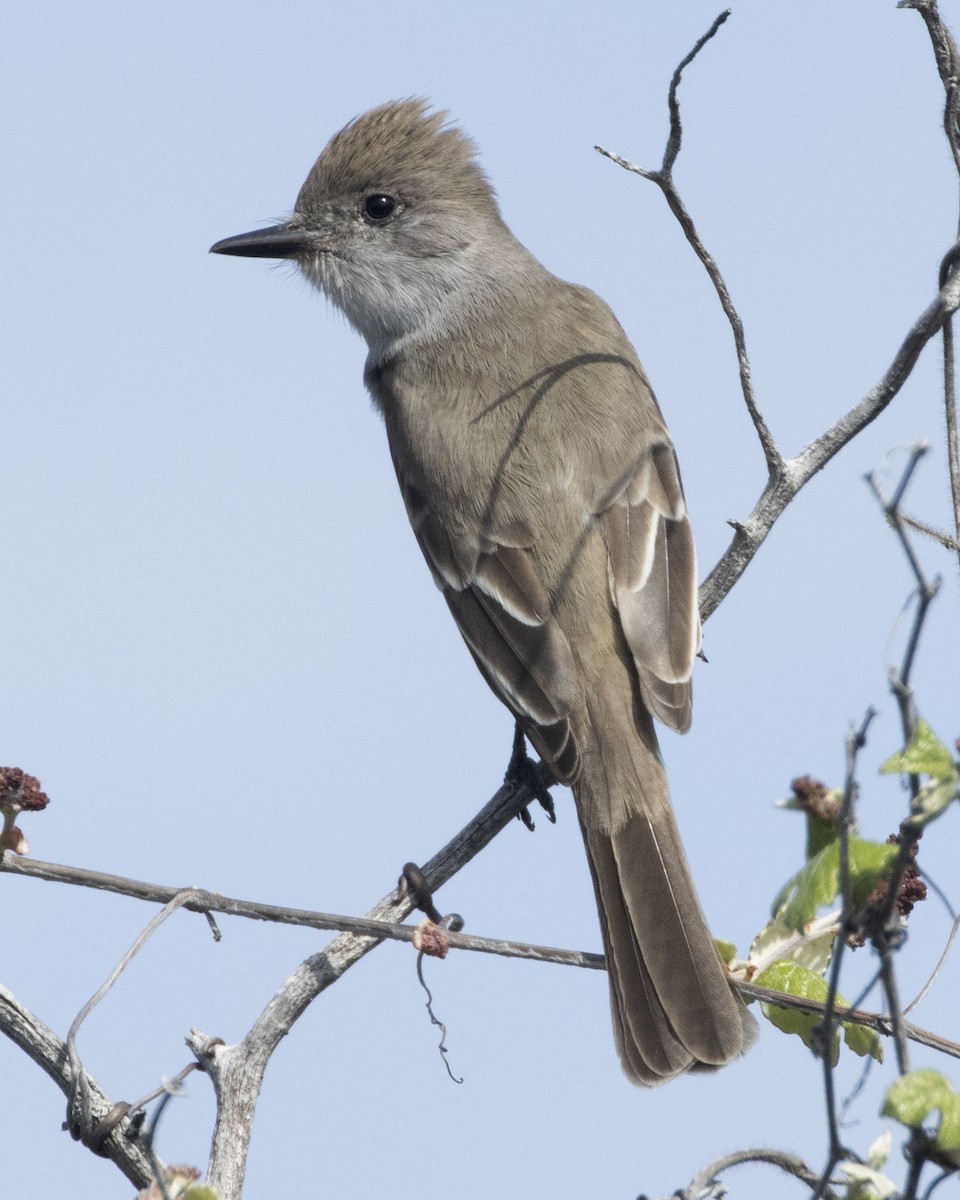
[738,980,960,1059]
[596,10,781,479]
[192,769,557,1200]
[64,891,202,1152]
[1,852,601,971]
[901,0,960,568]
[694,257,960,622]
[810,710,876,1200]
[596,9,960,622]
[900,510,960,552]
[940,248,960,570]
[682,1147,841,1200]
[11,849,958,1054]
[866,444,942,755]
[0,984,154,1188]
[865,443,943,1096]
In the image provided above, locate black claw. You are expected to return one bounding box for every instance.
[505,723,557,829]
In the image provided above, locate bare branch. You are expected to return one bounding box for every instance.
[683,1148,841,1200]
[596,11,781,478]
[939,248,960,569]
[0,983,153,1188]
[194,771,556,1200]
[738,981,960,1060]
[866,443,942,752]
[662,10,732,176]
[699,257,960,620]
[808,710,876,1200]
[1,852,601,970]
[2,770,550,1196]
[64,890,202,1153]
[899,0,960,176]
[596,10,960,622]
[886,4,960,567]
[900,510,960,552]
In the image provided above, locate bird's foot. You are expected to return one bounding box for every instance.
[504,723,556,830]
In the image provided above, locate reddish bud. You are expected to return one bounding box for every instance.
[413,920,451,959]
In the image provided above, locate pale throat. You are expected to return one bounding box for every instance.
[303,237,535,366]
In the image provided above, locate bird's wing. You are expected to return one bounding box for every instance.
[597,440,701,733]
[399,479,582,781]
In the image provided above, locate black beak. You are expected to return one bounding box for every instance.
[209,224,313,259]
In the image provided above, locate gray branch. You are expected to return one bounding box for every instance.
[596,7,960,623]
[0,983,154,1189]
[190,772,546,1200]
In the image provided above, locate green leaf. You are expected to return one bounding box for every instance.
[806,810,840,859]
[773,843,839,931]
[882,1069,960,1154]
[749,911,836,976]
[880,718,956,780]
[713,938,737,966]
[911,775,959,828]
[755,961,882,1064]
[840,1162,898,1199]
[756,961,839,1064]
[843,1017,883,1064]
[773,838,897,932]
[848,839,900,908]
[867,1130,892,1170]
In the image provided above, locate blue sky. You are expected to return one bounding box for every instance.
[4,3,960,1197]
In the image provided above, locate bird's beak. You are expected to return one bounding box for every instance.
[209,223,313,259]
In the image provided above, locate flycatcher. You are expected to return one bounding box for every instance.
[211,100,755,1084]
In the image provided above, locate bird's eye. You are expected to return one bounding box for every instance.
[362,194,398,222]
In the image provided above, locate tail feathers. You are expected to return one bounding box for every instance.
[582,810,756,1084]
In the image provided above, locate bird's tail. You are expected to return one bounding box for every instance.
[572,692,756,1085]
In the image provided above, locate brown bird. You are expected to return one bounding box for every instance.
[211,100,756,1084]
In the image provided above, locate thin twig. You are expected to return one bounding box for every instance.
[696,256,960,622]
[901,0,960,568]
[663,11,732,176]
[0,984,153,1188]
[125,1062,201,1124]
[940,255,960,570]
[64,891,202,1151]
[5,852,956,1057]
[683,1147,841,1200]
[865,444,943,1094]
[866,443,942,757]
[596,10,781,477]
[905,913,960,1015]
[1,853,601,971]
[195,770,557,1200]
[810,710,876,1200]
[900,510,960,551]
[596,10,960,623]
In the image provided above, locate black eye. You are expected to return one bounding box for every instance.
[362,194,397,222]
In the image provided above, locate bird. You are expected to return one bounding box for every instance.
[210,99,756,1084]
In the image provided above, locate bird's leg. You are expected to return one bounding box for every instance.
[398,863,464,932]
[505,722,556,830]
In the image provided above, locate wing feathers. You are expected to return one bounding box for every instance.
[600,444,700,732]
[473,545,551,625]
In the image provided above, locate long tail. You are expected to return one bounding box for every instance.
[573,697,756,1085]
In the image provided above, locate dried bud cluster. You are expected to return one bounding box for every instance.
[0,767,50,812]
[0,766,50,856]
[789,775,841,824]
[850,833,927,949]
